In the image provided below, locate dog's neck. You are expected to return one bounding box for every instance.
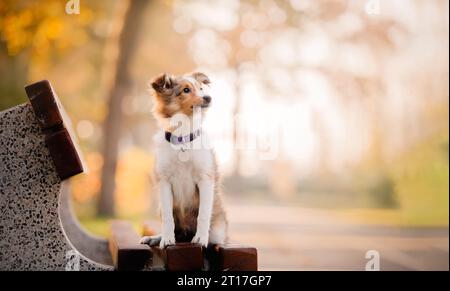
[159,114,203,136]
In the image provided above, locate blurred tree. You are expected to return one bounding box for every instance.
[98,0,150,216]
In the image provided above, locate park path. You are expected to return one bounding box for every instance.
[226,201,449,271]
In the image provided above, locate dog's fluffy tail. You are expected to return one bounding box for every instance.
[140,234,161,246]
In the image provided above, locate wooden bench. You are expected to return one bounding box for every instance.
[109,221,152,271]
[108,220,258,271]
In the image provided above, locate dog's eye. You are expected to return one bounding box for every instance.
[183,88,190,94]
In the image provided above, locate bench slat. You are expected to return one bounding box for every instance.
[109,220,152,271]
[152,243,204,271]
[205,244,258,271]
[24,80,83,180]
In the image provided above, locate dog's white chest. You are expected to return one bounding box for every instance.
[154,132,214,209]
[169,158,197,208]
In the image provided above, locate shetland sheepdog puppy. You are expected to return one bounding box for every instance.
[140,72,228,248]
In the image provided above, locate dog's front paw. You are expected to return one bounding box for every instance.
[191,232,209,247]
[140,236,153,245]
[159,234,176,248]
[140,235,161,246]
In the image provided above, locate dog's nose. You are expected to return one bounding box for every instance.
[203,96,211,103]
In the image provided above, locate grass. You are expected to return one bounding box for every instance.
[79,215,155,238]
[389,133,449,226]
[336,133,449,227]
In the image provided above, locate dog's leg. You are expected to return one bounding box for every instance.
[140,234,162,246]
[209,220,227,245]
[159,179,176,248]
[191,179,214,247]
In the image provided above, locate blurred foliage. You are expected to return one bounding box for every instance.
[390,133,449,226]
[299,132,449,226]
[73,147,155,219]
[71,151,103,216]
[0,0,93,58]
[115,147,154,217]
[0,0,108,110]
[0,0,448,231]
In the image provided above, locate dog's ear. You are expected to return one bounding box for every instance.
[151,73,174,93]
[192,72,211,85]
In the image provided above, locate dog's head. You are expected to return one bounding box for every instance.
[151,72,211,119]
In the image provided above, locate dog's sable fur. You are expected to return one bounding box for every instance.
[141,72,228,248]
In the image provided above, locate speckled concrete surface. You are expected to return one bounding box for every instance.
[0,103,113,270]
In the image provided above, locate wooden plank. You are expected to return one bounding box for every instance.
[143,221,204,270]
[45,128,83,180]
[24,80,63,130]
[109,220,152,271]
[152,243,204,271]
[24,80,84,180]
[205,244,258,271]
[142,221,258,271]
